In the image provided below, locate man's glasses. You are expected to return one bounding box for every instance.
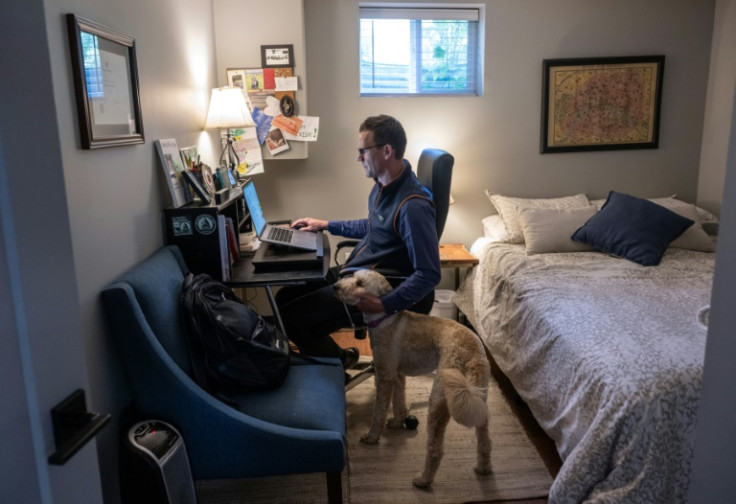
[357,144,386,156]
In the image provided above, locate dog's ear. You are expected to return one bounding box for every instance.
[376,275,392,295]
[359,269,393,296]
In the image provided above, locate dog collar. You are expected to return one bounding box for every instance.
[365,314,390,328]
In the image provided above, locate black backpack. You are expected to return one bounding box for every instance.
[180,272,290,393]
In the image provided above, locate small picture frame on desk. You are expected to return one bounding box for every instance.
[215,165,232,190]
[227,169,238,188]
[201,164,217,194]
[182,170,211,204]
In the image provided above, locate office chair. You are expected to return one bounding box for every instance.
[339,148,454,391]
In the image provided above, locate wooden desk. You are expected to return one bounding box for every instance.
[439,243,479,290]
[229,235,331,336]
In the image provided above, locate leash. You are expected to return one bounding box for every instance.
[341,301,368,339]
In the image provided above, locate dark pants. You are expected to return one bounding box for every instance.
[275,267,434,360]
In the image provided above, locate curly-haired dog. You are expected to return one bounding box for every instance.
[334,269,492,488]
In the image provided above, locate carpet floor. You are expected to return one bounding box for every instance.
[196,372,553,503]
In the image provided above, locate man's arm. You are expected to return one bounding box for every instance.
[327,219,369,239]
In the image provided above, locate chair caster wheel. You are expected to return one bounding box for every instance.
[405,415,419,430]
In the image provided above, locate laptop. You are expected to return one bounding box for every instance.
[242,180,322,253]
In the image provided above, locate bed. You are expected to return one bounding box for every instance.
[453,191,716,503]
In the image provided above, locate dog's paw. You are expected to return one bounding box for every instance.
[386,417,404,429]
[360,432,380,445]
[412,476,433,489]
[474,463,492,475]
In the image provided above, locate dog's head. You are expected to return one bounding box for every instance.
[333,269,394,305]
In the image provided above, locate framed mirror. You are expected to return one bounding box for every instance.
[66,14,144,149]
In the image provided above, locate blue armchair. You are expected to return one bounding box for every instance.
[101,245,346,502]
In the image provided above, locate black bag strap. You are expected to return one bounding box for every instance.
[180,273,215,395]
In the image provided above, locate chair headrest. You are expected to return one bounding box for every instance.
[416,148,454,239]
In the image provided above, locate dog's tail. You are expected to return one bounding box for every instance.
[439,368,488,428]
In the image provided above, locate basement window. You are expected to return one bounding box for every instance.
[359,4,483,96]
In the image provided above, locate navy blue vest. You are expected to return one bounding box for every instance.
[345,162,434,274]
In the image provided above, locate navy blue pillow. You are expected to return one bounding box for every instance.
[571,191,694,266]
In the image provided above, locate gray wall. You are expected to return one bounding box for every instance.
[40,0,221,500]
[689,75,736,502]
[697,0,736,216]
[1,1,104,501]
[690,1,736,498]
[240,0,716,250]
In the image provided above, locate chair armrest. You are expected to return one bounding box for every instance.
[335,239,359,266]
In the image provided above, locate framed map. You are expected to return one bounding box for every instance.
[541,56,665,153]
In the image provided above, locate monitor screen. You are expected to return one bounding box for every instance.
[242,181,266,236]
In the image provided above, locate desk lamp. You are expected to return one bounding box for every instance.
[204,86,255,177]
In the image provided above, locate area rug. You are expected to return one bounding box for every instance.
[196,373,553,503]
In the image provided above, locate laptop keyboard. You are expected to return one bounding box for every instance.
[267,226,293,243]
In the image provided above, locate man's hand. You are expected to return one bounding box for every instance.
[356,293,385,314]
[291,217,328,231]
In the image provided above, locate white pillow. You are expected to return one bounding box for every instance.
[485,190,590,244]
[481,215,509,242]
[519,206,597,255]
[650,196,719,226]
[653,202,715,252]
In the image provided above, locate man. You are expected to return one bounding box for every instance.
[275,114,441,369]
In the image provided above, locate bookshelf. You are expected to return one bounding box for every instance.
[163,189,248,281]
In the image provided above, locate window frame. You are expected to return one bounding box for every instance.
[359,3,485,97]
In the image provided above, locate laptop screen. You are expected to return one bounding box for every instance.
[242,181,266,236]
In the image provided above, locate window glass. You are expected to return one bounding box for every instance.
[81,32,104,98]
[359,6,482,96]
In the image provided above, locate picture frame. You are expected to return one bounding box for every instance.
[261,44,294,68]
[180,145,198,169]
[541,55,665,153]
[215,165,232,190]
[201,164,217,194]
[66,14,145,149]
[226,68,248,89]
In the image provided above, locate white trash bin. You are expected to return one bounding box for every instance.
[429,289,457,320]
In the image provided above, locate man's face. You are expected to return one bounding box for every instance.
[357,130,385,179]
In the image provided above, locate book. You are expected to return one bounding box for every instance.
[155,139,193,208]
[218,215,230,281]
[225,217,239,265]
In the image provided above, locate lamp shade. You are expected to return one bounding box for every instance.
[204,86,255,129]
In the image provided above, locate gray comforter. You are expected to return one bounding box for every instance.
[454,240,715,503]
